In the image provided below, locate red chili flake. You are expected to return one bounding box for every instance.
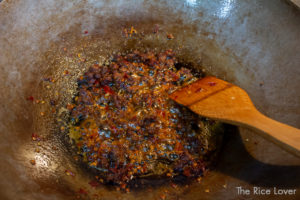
[158,110,166,117]
[73,156,79,161]
[123,73,129,79]
[88,180,100,188]
[208,82,216,86]
[84,30,88,34]
[109,166,118,173]
[171,183,178,189]
[148,98,153,106]
[111,126,117,132]
[167,34,174,40]
[175,141,183,151]
[102,85,115,95]
[78,188,88,195]
[94,79,99,86]
[29,159,36,165]
[172,74,179,81]
[131,116,137,121]
[65,169,75,177]
[31,133,40,141]
[160,194,166,200]
[26,96,34,101]
[120,183,126,189]
[63,70,69,75]
[183,168,191,177]
[67,103,74,110]
[195,87,204,93]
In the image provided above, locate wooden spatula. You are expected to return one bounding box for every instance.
[169,76,300,157]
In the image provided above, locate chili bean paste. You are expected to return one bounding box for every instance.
[68,50,220,186]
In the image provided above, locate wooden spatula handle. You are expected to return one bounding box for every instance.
[241,109,300,157]
[170,76,300,157]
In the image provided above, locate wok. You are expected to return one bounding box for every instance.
[0,0,299,199]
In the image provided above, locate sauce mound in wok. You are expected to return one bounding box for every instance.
[68,50,221,186]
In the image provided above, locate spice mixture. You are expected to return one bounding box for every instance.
[67,50,218,186]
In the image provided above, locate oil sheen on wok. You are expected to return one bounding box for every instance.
[67,50,223,187]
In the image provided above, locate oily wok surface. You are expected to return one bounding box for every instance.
[0,0,299,199]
